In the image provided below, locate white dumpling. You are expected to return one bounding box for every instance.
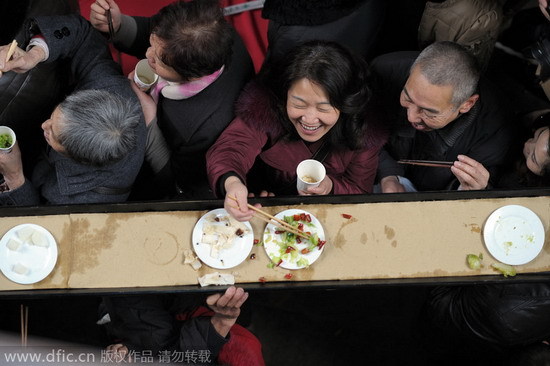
[16,226,34,242]
[31,230,49,247]
[12,263,29,275]
[6,238,22,251]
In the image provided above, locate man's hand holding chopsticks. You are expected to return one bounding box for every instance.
[90,0,122,35]
[0,43,45,77]
[451,154,490,190]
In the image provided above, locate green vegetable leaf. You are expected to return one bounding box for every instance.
[491,262,517,277]
[466,253,483,270]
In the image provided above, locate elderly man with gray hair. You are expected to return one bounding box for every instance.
[0,14,145,205]
[371,41,514,192]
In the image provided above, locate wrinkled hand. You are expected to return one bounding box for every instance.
[128,71,157,126]
[90,0,122,34]
[224,176,256,221]
[207,286,249,338]
[0,142,25,191]
[299,175,333,195]
[105,344,131,363]
[380,175,405,193]
[0,44,45,77]
[540,0,550,21]
[451,154,489,190]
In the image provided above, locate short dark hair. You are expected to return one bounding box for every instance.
[57,90,141,166]
[151,0,233,81]
[261,40,372,150]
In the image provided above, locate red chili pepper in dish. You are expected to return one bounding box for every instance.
[296,236,302,244]
[276,259,283,267]
[301,248,310,254]
[275,230,285,234]
[318,240,326,249]
[293,214,301,221]
[300,213,306,221]
[342,213,353,219]
[284,273,293,280]
[298,223,304,231]
[305,214,311,222]
[285,246,295,253]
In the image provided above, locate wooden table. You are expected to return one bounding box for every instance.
[0,190,549,295]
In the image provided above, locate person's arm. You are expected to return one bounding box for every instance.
[0,143,41,206]
[376,148,406,193]
[206,117,268,197]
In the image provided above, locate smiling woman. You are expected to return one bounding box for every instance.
[206,40,388,221]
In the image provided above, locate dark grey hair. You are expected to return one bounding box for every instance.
[412,41,480,107]
[57,90,141,166]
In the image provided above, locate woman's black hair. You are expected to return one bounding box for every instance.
[259,40,373,150]
[150,0,233,81]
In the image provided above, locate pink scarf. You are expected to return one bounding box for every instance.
[150,65,224,103]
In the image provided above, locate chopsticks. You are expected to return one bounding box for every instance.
[106,9,115,42]
[20,304,28,347]
[5,40,18,63]
[227,195,312,239]
[397,159,454,168]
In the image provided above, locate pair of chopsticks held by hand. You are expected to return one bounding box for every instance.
[227,195,312,239]
[20,304,28,347]
[398,159,454,168]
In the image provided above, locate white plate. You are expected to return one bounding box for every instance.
[0,224,58,284]
[483,205,545,265]
[263,209,325,270]
[192,208,253,269]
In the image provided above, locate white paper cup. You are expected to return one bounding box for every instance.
[296,159,326,192]
[133,59,158,91]
[0,126,16,153]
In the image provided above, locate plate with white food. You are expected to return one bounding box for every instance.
[192,208,253,269]
[0,224,58,284]
[263,209,326,270]
[483,205,545,265]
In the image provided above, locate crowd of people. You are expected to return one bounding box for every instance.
[0,0,549,364]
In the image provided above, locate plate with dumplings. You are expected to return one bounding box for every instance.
[0,224,58,284]
[192,208,253,269]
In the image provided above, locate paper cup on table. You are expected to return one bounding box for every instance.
[0,126,16,153]
[296,159,326,192]
[133,59,158,91]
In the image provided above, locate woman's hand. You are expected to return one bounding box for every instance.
[540,0,550,21]
[0,142,25,191]
[207,286,249,338]
[128,71,157,126]
[90,0,122,34]
[223,176,255,221]
[299,176,333,195]
[451,154,489,190]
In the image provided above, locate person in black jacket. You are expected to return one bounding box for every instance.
[90,0,254,199]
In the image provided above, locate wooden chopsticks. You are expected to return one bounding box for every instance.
[5,40,18,63]
[397,159,454,168]
[106,9,115,42]
[227,195,311,239]
[20,304,28,347]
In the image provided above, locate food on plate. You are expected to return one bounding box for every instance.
[491,262,517,277]
[265,212,325,268]
[466,253,483,270]
[198,272,235,287]
[31,230,49,247]
[6,238,22,251]
[183,249,202,270]
[16,226,35,242]
[12,263,29,275]
[201,213,250,259]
